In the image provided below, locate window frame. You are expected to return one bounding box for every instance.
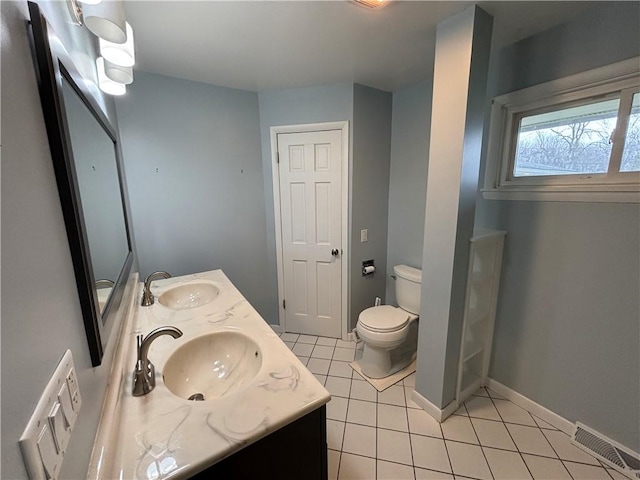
[483,57,640,203]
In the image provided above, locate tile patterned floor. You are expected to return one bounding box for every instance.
[279,332,623,480]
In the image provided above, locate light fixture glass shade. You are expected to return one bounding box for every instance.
[100,22,135,67]
[77,0,102,5]
[103,58,133,84]
[83,0,126,44]
[97,57,126,95]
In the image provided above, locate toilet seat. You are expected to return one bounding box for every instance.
[358,305,409,333]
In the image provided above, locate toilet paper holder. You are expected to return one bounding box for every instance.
[362,259,375,276]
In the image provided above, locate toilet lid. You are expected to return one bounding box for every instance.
[359,305,410,333]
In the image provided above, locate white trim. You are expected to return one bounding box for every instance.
[494,58,639,109]
[411,390,459,423]
[486,378,574,435]
[482,188,640,203]
[483,57,640,203]
[269,121,350,340]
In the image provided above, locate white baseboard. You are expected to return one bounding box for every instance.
[411,390,459,423]
[413,377,620,450]
[486,378,574,435]
[270,323,282,334]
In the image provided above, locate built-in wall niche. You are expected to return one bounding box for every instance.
[29,2,133,366]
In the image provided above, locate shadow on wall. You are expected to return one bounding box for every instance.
[489,201,547,383]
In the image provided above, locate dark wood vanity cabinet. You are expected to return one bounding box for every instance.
[191,405,328,480]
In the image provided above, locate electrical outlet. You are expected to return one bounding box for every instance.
[66,367,81,413]
[20,350,81,480]
[70,390,81,412]
[66,369,78,394]
[360,229,368,243]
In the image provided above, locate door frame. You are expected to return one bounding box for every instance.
[270,121,350,340]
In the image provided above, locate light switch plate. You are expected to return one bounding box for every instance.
[20,350,81,480]
[360,229,368,243]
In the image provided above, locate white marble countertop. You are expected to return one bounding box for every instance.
[91,270,330,479]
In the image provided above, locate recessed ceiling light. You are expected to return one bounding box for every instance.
[353,0,389,10]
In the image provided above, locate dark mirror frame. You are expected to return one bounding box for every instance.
[28,2,134,366]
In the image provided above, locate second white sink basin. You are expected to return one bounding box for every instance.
[163,331,262,401]
[158,282,220,310]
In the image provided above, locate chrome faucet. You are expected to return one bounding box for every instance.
[132,326,183,397]
[141,271,171,306]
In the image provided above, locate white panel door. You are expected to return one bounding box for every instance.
[278,130,342,338]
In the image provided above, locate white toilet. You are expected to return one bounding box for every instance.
[356,265,422,379]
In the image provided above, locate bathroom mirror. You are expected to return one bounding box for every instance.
[60,79,130,304]
[29,2,133,366]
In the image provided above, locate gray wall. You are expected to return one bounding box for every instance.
[115,72,274,320]
[257,83,392,330]
[1,1,138,478]
[257,84,354,325]
[477,2,640,451]
[385,81,432,305]
[350,84,393,327]
[118,79,390,332]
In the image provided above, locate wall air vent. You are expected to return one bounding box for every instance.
[572,422,640,479]
[353,0,389,9]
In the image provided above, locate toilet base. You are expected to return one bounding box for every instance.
[358,321,418,379]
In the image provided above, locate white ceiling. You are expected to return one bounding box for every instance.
[124,1,601,92]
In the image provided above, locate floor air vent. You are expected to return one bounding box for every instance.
[572,422,640,479]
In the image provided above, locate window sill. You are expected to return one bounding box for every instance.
[481,186,640,203]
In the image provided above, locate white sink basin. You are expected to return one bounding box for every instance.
[163,332,262,401]
[158,282,220,310]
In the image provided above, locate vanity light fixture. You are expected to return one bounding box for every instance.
[100,22,135,67]
[97,57,126,95]
[83,0,127,44]
[353,0,390,9]
[103,58,133,84]
[67,0,136,94]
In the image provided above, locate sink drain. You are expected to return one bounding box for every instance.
[188,393,205,401]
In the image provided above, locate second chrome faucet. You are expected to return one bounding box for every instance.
[132,326,183,396]
[141,271,171,306]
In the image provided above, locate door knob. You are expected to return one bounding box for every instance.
[331,248,339,257]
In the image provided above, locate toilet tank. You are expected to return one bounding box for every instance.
[394,265,422,315]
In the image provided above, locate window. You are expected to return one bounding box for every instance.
[621,93,640,172]
[483,58,640,203]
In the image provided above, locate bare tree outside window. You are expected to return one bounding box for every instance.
[513,98,620,177]
[620,93,640,172]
